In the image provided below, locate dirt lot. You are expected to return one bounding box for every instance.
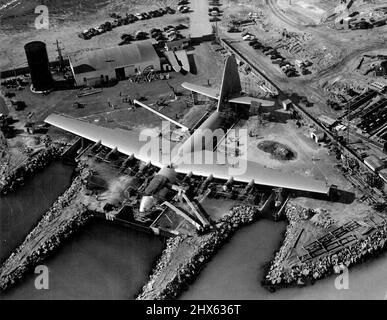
[219,0,387,118]
[0,0,226,177]
[0,0,187,70]
[3,43,223,138]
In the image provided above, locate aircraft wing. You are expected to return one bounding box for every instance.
[181,82,220,100]
[45,114,165,167]
[229,96,275,107]
[174,150,330,195]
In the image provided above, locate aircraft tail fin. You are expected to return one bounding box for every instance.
[216,55,242,112]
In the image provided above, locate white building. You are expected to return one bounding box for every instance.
[282,99,292,110]
[364,155,384,172]
[69,40,161,87]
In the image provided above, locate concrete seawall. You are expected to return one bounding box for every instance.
[136,206,259,300]
[0,168,93,291]
[0,145,64,195]
[262,204,387,291]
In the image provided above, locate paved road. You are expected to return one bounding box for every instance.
[188,0,212,38]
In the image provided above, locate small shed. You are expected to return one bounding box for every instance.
[282,99,292,111]
[318,115,337,129]
[310,129,325,143]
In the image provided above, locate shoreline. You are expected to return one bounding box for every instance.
[0,165,93,292]
[136,206,259,300]
[137,198,387,299]
[0,144,65,195]
[262,203,387,292]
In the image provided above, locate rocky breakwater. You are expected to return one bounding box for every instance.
[136,205,258,300]
[262,203,387,291]
[0,167,93,291]
[0,145,64,195]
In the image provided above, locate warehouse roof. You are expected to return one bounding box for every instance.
[364,155,384,172]
[70,40,159,75]
[379,168,387,183]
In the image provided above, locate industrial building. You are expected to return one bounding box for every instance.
[379,168,387,184]
[374,61,387,77]
[310,129,325,143]
[364,155,385,172]
[370,81,387,93]
[69,40,162,86]
[282,99,292,110]
[318,115,337,129]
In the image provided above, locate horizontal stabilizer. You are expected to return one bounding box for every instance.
[181,82,219,100]
[229,96,275,107]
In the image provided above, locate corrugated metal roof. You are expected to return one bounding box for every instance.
[71,40,158,75]
[364,155,384,171]
[379,168,387,182]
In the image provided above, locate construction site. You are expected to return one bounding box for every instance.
[1,0,387,301]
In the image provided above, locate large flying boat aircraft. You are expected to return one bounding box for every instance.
[45,55,331,225]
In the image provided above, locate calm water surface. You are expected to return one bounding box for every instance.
[1,163,387,299]
[0,162,73,263]
[0,162,165,300]
[181,219,387,300]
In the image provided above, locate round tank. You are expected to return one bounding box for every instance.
[24,41,53,92]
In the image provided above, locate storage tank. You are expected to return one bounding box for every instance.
[24,41,54,92]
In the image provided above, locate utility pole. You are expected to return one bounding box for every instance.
[53,39,65,72]
[346,104,350,146]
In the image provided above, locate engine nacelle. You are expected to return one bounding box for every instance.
[201,174,213,190]
[182,171,193,183]
[223,177,234,192]
[139,160,151,173]
[245,179,255,192]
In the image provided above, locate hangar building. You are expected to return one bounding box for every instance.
[69,40,162,86]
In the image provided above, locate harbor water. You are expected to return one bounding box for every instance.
[0,162,165,300]
[1,162,387,299]
[0,161,74,263]
[180,219,387,300]
[1,221,165,300]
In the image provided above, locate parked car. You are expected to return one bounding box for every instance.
[252,43,262,50]
[135,31,149,40]
[210,17,221,22]
[176,23,188,30]
[165,7,176,14]
[242,34,255,41]
[227,26,240,33]
[121,33,134,41]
